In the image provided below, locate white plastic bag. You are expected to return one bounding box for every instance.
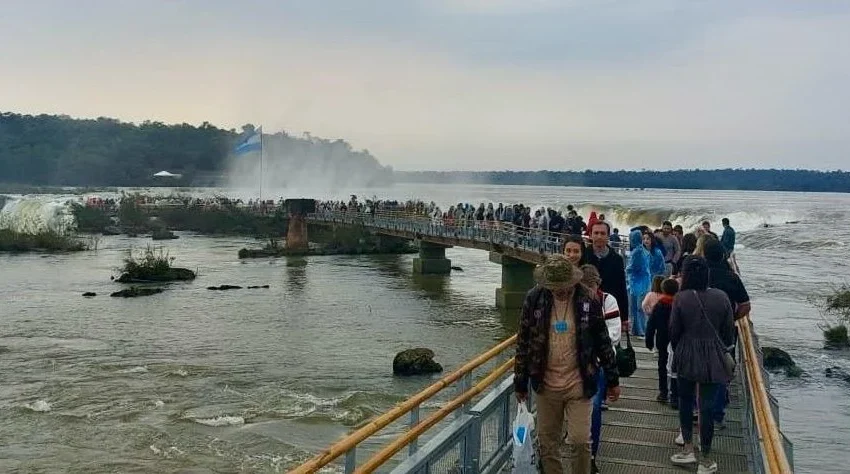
[511,402,538,474]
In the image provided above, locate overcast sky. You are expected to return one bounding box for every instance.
[1,1,848,171]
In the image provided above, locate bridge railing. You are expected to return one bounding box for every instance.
[738,315,794,473]
[308,210,629,257]
[289,336,517,474]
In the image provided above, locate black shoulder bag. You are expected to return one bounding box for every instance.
[693,290,736,376]
[616,331,637,378]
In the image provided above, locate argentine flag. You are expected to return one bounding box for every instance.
[235,127,262,155]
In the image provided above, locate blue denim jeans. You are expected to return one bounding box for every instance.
[591,368,607,456]
[629,291,647,336]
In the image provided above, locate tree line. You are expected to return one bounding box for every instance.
[396,169,850,193]
[0,112,392,187]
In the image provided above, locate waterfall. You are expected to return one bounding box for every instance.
[0,197,78,234]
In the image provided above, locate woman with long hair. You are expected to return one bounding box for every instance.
[562,234,588,267]
[669,256,735,473]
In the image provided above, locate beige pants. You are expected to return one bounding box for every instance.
[536,389,593,474]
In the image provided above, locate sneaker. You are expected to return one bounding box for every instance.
[674,433,684,446]
[670,399,679,410]
[670,450,697,465]
[697,460,718,473]
[601,401,609,411]
[656,394,668,403]
[590,457,600,474]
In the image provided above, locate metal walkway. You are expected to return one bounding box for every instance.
[594,343,749,474]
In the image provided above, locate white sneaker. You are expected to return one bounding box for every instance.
[674,433,684,446]
[697,461,718,473]
[670,451,697,465]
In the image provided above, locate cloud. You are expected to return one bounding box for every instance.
[0,1,848,170]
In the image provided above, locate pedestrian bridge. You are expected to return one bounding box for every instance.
[289,210,794,474]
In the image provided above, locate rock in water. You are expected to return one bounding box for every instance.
[393,348,443,376]
[451,266,463,271]
[825,366,850,383]
[247,285,270,289]
[207,285,243,291]
[82,292,96,297]
[110,287,164,298]
[762,346,795,370]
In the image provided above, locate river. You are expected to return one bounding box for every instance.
[1,184,848,473]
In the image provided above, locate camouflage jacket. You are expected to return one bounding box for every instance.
[514,285,620,399]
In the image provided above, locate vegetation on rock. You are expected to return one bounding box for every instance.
[116,246,196,283]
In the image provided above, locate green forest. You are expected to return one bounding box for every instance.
[0,112,392,187]
[397,169,850,193]
[2,111,848,192]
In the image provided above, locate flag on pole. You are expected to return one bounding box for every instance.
[234,127,262,155]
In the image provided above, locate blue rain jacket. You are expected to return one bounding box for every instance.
[627,229,651,295]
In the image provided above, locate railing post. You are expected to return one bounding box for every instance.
[344,448,356,474]
[457,372,472,419]
[466,416,482,473]
[409,404,421,456]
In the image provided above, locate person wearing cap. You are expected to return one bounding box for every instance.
[514,254,621,474]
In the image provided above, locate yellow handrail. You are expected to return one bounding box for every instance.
[738,316,793,473]
[354,358,515,473]
[289,335,517,474]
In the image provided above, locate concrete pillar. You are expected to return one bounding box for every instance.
[489,252,536,309]
[413,241,452,274]
[285,199,316,251]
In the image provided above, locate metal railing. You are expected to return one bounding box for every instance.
[308,210,629,258]
[738,316,795,473]
[289,336,517,474]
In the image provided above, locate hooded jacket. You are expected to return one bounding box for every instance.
[627,230,652,296]
[514,285,620,398]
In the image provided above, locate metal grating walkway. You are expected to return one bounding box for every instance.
[592,341,749,474]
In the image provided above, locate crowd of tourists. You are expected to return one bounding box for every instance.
[515,216,745,474]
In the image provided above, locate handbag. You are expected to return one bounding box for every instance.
[616,331,637,378]
[693,290,736,376]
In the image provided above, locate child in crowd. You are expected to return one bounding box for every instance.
[642,275,666,316]
[646,278,680,403]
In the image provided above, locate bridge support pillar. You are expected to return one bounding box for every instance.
[413,241,452,274]
[285,199,316,251]
[490,252,536,309]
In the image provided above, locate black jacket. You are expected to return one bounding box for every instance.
[646,297,673,351]
[514,285,620,399]
[586,247,629,323]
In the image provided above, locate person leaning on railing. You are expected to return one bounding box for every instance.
[514,255,621,474]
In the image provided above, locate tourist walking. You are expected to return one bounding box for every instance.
[626,229,651,336]
[514,255,621,474]
[586,221,630,333]
[645,278,679,403]
[669,256,736,473]
[581,265,622,474]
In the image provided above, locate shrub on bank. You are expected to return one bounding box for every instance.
[71,203,113,233]
[0,229,87,252]
[813,285,850,349]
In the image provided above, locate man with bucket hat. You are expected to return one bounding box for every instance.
[515,254,621,474]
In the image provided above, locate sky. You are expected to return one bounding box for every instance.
[1,0,849,171]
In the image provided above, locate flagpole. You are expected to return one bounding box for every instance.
[259,126,264,202]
